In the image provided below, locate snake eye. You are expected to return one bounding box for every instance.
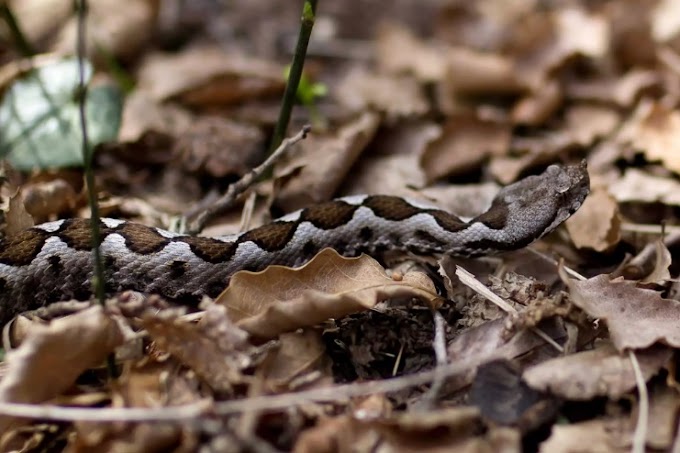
[554,178,572,193]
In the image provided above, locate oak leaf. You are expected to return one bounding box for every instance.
[562,273,680,350]
[217,248,440,339]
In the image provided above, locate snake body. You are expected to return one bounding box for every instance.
[0,162,589,325]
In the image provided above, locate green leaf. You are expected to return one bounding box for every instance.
[0,57,123,170]
[283,64,327,107]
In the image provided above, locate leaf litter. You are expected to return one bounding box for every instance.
[2,0,680,451]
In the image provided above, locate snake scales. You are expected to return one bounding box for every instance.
[0,162,589,325]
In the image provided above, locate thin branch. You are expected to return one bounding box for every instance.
[416,310,448,409]
[391,343,404,377]
[75,0,105,306]
[269,0,318,154]
[215,354,479,414]
[621,223,680,235]
[0,352,486,423]
[629,350,649,453]
[455,265,564,353]
[75,0,116,377]
[0,399,210,423]
[525,247,587,281]
[187,125,311,234]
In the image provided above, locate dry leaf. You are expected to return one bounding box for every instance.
[68,360,202,453]
[623,239,674,284]
[262,329,332,392]
[176,116,265,178]
[444,47,524,95]
[642,240,672,284]
[274,111,380,211]
[470,359,549,428]
[20,179,80,221]
[523,342,672,399]
[0,307,124,432]
[511,78,562,126]
[137,49,284,106]
[420,182,499,220]
[553,8,609,60]
[369,407,521,452]
[8,0,72,43]
[117,91,193,143]
[52,0,155,62]
[142,304,265,394]
[488,152,565,185]
[335,69,428,120]
[620,101,680,173]
[565,70,661,107]
[512,7,609,87]
[608,168,680,205]
[644,386,680,450]
[445,318,569,393]
[652,0,680,42]
[73,418,189,453]
[217,248,439,339]
[376,23,447,82]
[342,120,438,196]
[565,188,621,252]
[5,190,33,237]
[420,114,511,181]
[563,273,680,350]
[563,104,620,146]
[539,418,629,453]
[117,362,174,409]
[294,395,391,453]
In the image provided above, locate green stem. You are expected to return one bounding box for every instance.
[269,0,318,154]
[75,0,117,378]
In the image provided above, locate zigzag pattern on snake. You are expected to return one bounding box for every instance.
[0,162,590,325]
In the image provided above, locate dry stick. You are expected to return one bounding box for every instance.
[525,247,587,281]
[0,353,485,423]
[416,310,449,409]
[622,223,680,235]
[188,125,311,234]
[391,343,405,377]
[455,266,564,353]
[629,350,649,453]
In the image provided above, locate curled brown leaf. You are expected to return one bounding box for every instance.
[217,248,440,339]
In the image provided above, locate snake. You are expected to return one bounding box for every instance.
[0,162,589,326]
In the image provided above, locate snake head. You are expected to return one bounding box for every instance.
[541,159,590,236]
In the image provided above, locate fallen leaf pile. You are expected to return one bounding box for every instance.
[1,0,680,451]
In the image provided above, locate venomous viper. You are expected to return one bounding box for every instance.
[0,161,589,326]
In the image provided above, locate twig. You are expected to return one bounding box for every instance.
[629,350,648,453]
[0,4,35,57]
[621,223,680,235]
[75,0,116,377]
[187,125,311,234]
[525,247,587,281]
[391,342,404,377]
[269,0,318,154]
[0,399,210,423]
[455,266,564,353]
[0,353,486,423]
[416,310,448,409]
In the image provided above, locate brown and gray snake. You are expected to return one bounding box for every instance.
[0,161,589,325]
